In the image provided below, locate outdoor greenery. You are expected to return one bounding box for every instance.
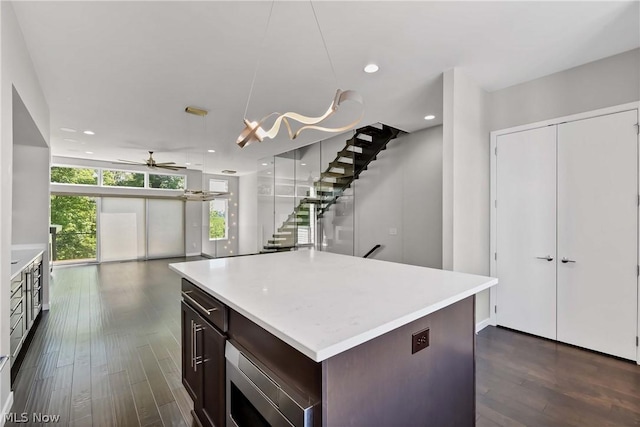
[51,166,98,185]
[51,195,97,261]
[149,173,185,189]
[209,201,227,240]
[102,170,144,187]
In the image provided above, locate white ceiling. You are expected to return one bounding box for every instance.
[13,1,640,175]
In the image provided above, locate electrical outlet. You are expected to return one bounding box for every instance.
[412,328,430,354]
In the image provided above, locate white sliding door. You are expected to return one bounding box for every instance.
[100,198,146,262]
[147,199,185,258]
[496,126,557,339]
[557,110,638,360]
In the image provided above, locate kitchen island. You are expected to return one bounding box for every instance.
[170,250,496,427]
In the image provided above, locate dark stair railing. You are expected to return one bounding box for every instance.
[263,123,402,252]
[363,244,382,259]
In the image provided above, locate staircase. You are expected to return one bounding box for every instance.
[263,123,402,252]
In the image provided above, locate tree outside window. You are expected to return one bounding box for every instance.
[149,173,185,189]
[51,166,98,185]
[209,179,228,240]
[102,169,144,187]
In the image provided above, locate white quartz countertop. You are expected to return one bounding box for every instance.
[11,248,44,279]
[169,250,497,362]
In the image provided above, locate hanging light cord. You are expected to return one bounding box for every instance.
[243,0,276,120]
[310,0,338,88]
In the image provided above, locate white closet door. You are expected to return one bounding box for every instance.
[496,126,557,339]
[557,110,638,360]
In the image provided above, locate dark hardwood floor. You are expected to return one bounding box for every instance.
[8,258,640,426]
[476,326,640,426]
[8,258,203,427]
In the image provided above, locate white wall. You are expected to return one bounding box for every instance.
[443,68,491,323]
[238,172,258,255]
[12,146,49,246]
[1,1,51,414]
[490,48,640,131]
[354,126,443,268]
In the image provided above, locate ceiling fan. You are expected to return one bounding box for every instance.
[115,151,186,171]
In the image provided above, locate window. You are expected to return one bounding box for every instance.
[50,195,97,261]
[209,179,228,240]
[102,169,144,188]
[149,173,186,190]
[51,166,98,185]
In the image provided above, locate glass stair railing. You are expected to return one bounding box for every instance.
[262,123,401,252]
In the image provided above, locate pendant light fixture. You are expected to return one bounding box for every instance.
[179,107,229,202]
[236,1,364,149]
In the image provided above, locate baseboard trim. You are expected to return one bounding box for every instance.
[476,318,491,334]
[186,252,201,257]
[1,391,14,427]
[43,303,50,311]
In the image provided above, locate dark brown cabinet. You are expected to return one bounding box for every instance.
[181,279,227,427]
[196,318,225,427]
[181,302,202,406]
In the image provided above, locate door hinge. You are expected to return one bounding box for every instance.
[495,305,497,314]
[635,123,640,135]
[636,336,639,347]
[494,252,497,261]
[637,265,639,277]
[494,200,497,208]
[494,147,498,155]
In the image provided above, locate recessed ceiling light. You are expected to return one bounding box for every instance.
[185,162,191,166]
[364,64,379,73]
[83,130,95,135]
[301,163,307,166]
[63,138,78,143]
[85,151,93,154]
[261,163,268,166]
[208,149,216,153]
[424,115,435,120]
[60,127,76,133]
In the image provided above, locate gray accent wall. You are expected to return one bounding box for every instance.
[490,48,640,131]
[353,126,443,268]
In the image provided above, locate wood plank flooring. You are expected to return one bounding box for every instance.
[8,258,202,427]
[8,258,640,426]
[476,326,640,426]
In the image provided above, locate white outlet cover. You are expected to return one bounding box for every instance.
[389,228,397,235]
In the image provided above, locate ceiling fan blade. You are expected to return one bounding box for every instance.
[154,162,177,165]
[114,160,146,165]
[156,165,185,171]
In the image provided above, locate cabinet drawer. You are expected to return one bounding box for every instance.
[10,293,23,315]
[10,310,24,335]
[182,279,227,332]
[11,275,23,296]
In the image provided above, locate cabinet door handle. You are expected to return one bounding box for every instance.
[536,255,554,261]
[182,292,218,315]
[193,323,203,372]
[190,320,194,369]
[561,257,576,263]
